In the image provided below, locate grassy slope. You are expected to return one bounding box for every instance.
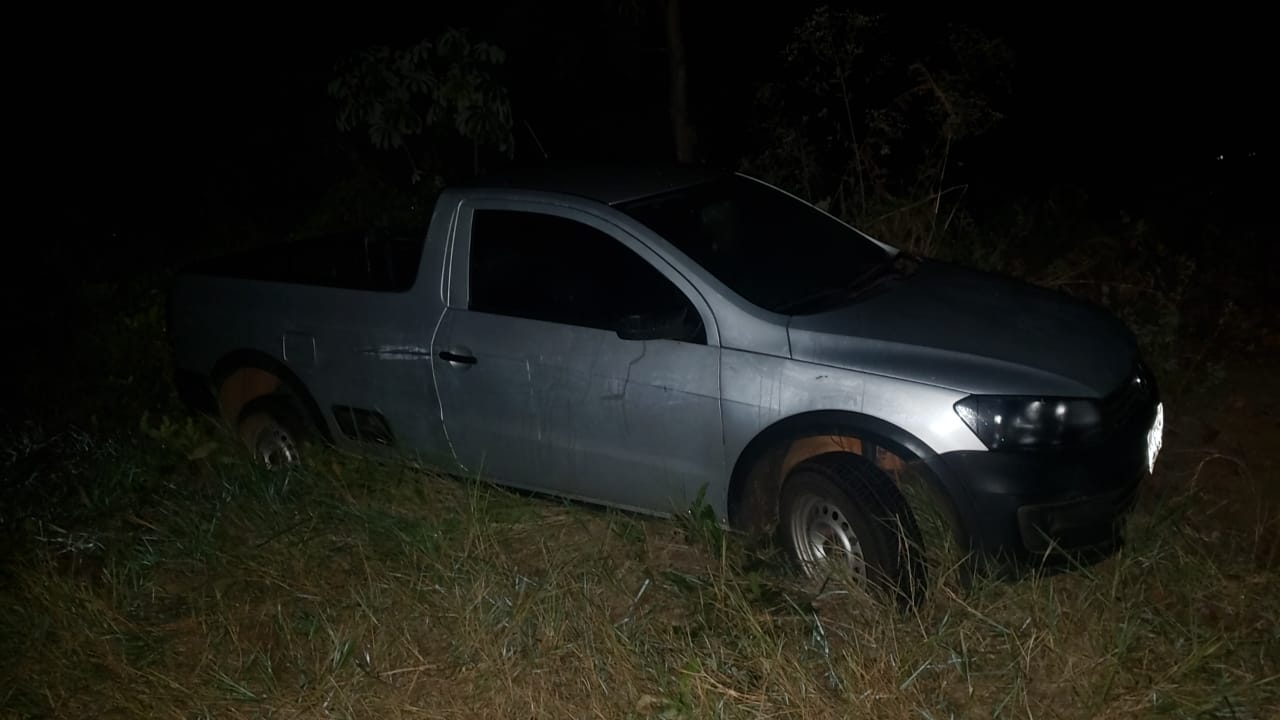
[1,273,1277,719]
[1,399,1276,719]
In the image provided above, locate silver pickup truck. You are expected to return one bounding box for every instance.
[168,165,1163,606]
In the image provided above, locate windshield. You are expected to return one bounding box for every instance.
[616,175,892,314]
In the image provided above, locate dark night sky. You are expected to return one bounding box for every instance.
[17,3,1273,274]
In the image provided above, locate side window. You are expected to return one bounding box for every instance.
[468,209,705,343]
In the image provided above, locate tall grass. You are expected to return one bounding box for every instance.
[2,411,1275,719]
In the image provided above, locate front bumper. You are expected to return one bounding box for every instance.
[934,385,1160,570]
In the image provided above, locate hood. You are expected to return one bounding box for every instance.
[786,259,1139,397]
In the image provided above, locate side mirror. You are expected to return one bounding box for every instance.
[615,307,694,341]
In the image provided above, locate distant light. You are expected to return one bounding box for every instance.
[1216,154,1225,161]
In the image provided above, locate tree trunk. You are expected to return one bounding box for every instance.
[663,0,696,163]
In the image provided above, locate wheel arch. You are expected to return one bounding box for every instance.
[209,348,333,444]
[726,410,974,548]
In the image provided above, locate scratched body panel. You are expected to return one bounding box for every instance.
[718,349,983,518]
[168,198,462,469]
[170,276,456,465]
[434,308,722,512]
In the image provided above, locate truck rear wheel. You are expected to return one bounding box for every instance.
[237,395,309,469]
[778,452,927,609]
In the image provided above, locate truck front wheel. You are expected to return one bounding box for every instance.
[778,452,927,609]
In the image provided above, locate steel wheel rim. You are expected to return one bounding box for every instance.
[788,493,866,581]
[256,427,299,468]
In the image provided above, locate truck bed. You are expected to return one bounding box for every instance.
[182,226,429,293]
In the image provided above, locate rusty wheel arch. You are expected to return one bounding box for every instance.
[209,349,333,444]
[726,410,971,546]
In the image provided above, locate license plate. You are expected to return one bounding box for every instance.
[1146,402,1164,474]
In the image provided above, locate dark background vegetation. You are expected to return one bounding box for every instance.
[14,3,1277,273]
[7,2,1276,422]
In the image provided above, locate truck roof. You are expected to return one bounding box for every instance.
[454,162,731,206]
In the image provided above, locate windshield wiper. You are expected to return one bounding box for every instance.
[775,253,913,314]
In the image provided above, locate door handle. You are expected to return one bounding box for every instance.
[438,351,477,365]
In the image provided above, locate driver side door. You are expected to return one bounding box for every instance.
[431,200,724,515]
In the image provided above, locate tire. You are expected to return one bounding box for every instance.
[778,452,927,609]
[236,395,310,469]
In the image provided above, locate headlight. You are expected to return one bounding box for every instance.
[953,396,1102,450]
